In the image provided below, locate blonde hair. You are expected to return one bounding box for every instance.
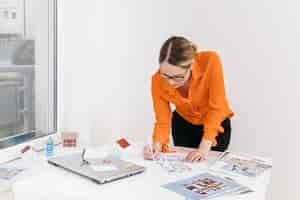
[159,36,197,68]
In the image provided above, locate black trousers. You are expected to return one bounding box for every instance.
[171,111,231,152]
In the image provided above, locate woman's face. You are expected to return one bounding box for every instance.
[159,62,191,88]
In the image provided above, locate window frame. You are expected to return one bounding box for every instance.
[0,0,57,150]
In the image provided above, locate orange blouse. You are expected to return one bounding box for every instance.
[151,51,233,152]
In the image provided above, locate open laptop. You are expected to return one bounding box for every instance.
[48,152,146,184]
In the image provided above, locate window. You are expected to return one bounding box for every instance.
[0,0,57,149]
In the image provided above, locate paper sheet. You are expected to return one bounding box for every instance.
[156,152,191,173]
[84,146,109,159]
[0,166,25,181]
[84,144,122,160]
[90,164,118,172]
[210,151,272,178]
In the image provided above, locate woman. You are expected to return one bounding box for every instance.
[144,36,233,162]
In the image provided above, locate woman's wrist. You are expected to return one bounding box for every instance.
[153,142,162,149]
[198,139,212,155]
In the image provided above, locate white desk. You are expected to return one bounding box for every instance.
[8,143,271,200]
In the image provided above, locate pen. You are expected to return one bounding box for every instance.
[217,151,229,161]
[148,137,155,161]
[149,143,155,161]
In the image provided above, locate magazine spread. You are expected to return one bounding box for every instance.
[162,172,246,200]
[211,151,272,178]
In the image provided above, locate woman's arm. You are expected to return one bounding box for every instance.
[202,52,228,147]
[151,75,172,152]
[186,52,228,162]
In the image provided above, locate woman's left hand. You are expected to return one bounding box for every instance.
[185,139,212,162]
[185,149,208,162]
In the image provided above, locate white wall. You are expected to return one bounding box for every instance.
[58,0,299,199]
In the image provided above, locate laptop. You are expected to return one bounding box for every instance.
[48,152,146,184]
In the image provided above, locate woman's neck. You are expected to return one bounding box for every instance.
[178,71,192,98]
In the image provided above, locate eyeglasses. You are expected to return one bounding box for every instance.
[160,68,190,83]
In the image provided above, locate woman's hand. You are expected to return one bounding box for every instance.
[185,149,208,162]
[143,142,162,160]
[185,139,212,162]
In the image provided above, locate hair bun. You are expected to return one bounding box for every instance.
[191,42,198,52]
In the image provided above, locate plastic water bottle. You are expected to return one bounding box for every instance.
[46,137,54,158]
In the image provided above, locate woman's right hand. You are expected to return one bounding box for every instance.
[143,142,162,160]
